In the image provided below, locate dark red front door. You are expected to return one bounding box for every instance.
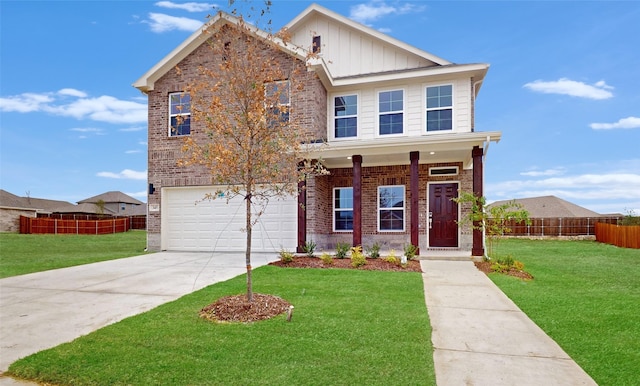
[429,183,458,247]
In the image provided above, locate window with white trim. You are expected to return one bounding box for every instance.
[169,92,191,136]
[333,187,353,231]
[426,85,452,132]
[378,185,405,231]
[333,94,357,138]
[378,89,404,135]
[265,80,290,124]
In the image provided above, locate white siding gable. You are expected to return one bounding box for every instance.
[289,13,439,79]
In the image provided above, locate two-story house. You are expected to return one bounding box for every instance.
[134,4,500,257]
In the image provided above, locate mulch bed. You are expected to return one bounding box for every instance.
[269,256,423,272]
[474,260,534,280]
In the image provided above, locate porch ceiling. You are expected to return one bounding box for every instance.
[309,131,501,169]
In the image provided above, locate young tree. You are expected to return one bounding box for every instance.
[178,7,324,302]
[453,191,531,258]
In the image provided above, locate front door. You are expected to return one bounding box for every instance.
[429,183,458,247]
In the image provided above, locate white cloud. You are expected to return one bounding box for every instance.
[125,150,142,154]
[119,126,146,132]
[349,1,424,25]
[590,116,640,130]
[146,13,202,33]
[0,93,54,113]
[523,78,614,100]
[70,127,105,135]
[126,190,149,201]
[58,88,87,98]
[0,91,147,124]
[155,1,214,12]
[97,169,147,180]
[520,167,565,177]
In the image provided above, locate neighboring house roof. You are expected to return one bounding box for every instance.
[0,189,73,212]
[488,196,603,218]
[48,202,118,215]
[78,191,144,205]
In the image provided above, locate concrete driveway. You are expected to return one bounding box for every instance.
[0,251,277,373]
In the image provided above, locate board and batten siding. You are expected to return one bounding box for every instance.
[290,15,436,78]
[328,78,473,140]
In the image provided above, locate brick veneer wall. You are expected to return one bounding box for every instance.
[307,161,473,252]
[145,25,326,251]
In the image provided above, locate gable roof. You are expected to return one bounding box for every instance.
[0,189,73,212]
[78,191,144,205]
[134,4,488,93]
[133,11,307,93]
[285,3,451,67]
[489,196,603,218]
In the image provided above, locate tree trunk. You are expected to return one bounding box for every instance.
[245,188,253,302]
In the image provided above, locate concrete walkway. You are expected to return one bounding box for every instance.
[421,260,597,386]
[0,251,277,384]
[1,253,598,385]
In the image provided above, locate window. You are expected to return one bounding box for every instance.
[378,90,404,135]
[169,92,191,136]
[426,85,452,132]
[334,94,357,138]
[334,187,353,231]
[312,35,321,53]
[265,80,290,124]
[378,186,405,231]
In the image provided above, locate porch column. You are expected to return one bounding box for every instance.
[296,167,307,253]
[472,146,484,256]
[410,151,420,253]
[352,155,362,247]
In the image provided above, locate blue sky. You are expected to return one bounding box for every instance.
[1,0,639,215]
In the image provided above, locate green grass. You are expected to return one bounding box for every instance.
[8,266,436,386]
[0,231,148,278]
[491,239,640,385]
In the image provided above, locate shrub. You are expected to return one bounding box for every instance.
[350,246,366,268]
[403,244,418,260]
[365,242,381,258]
[335,242,350,259]
[320,252,334,265]
[303,240,316,257]
[279,249,294,263]
[384,250,399,266]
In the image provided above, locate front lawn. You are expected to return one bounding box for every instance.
[491,239,640,385]
[0,231,148,278]
[8,266,436,385]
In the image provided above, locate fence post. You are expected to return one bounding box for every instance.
[55,219,58,235]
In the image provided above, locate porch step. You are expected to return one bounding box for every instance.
[418,249,473,261]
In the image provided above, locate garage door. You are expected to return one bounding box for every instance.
[162,186,297,252]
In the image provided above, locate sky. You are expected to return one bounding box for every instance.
[1,0,639,215]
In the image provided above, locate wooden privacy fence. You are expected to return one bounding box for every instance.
[20,216,133,235]
[595,222,640,249]
[36,214,146,230]
[495,217,620,237]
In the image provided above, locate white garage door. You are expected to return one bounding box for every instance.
[162,186,297,252]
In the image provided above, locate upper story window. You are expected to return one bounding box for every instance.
[169,92,191,136]
[333,94,358,138]
[426,85,452,132]
[378,185,405,232]
[312,35,321,53]
[378,89,404,135]
[265,80,290,124]
[333,187,353,231]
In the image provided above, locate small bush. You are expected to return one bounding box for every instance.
[403,244,418,260]
[335,242,350,259]
[350,246,366,268]
[279,249,294,263]
[384,250,399,266]
[303,240,316,257]
[365,242,381,258]
[320,252,334,265]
